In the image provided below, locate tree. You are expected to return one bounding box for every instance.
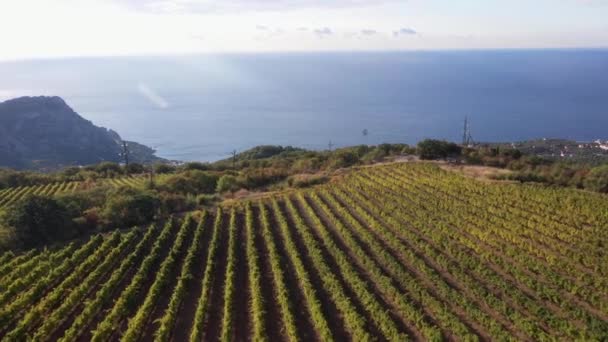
[182,162,210,171]
[95,162,122,177]
[584,165,608,193]
[102,188,160,227]
[124,163,145,174]
[216,175,239,193]
[154,163,176,174]
[417,139,462,160]
[0,195,73,248]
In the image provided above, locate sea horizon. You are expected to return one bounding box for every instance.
[2,49,607,162]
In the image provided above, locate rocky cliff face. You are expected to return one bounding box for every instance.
[0,96,160,170]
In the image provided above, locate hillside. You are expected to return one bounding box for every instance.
[0,162,606,341]
[0,96,162,170]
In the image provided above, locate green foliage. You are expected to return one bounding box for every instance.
[159,170,219,194]
[238,167,288,189]
[102,187,160,227]
[90,162,123,177]
[229,145,306,162]
[182,162,211,171]
[583,165,608,193]
[326,150,360,170]
[196,193,220,206]
[417,139,462,160]
[124,163,146,174]
[154,163,176,174]
[158,191,196,214]
[287,174,329,188]
[0,195,73,249]
[0,168,55,189]
[216,175,239,193]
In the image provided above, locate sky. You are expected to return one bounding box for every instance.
[0,0,607,61]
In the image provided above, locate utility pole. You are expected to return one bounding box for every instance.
[121,141,130,174]
[232,149,237,170]
[462,116,469,146]
[462,116,474,147]
[148,166,156,188]
[328,140,334,151]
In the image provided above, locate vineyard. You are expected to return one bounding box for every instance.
[0,162,607,341]
[0,176,149,209]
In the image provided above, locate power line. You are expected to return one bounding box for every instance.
[462,116,475,146]
[121,141,130,168]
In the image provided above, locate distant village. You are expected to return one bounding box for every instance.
[491,138,608,163]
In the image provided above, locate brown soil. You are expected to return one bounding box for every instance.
[48,236,139,341]
[355,173,590,332]
[283,198,386,341]
[232,212,251,341]
[202,212,230,342]
[139,220,197,341]
[316,191,451,340]
[172,215,214,342]
[302,193,421,341]
[348,184,501,341]
[251,205,287,341]
[389,170,608,310]
[266,202,328,341]
[109,220,181,341]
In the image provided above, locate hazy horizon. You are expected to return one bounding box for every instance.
[2,0,608,61]
[2,50,607,161]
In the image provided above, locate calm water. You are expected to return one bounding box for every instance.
[1,50,607,161]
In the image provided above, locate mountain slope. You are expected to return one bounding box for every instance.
[0,96,161,170]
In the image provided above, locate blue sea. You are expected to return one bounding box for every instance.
[1,50,607,161]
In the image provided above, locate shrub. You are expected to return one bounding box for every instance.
[0,195,74,249]
[94,162,123,177]
[154,163,176,174]
[182,162,210,171]
[417,139,462,160]
[326,151,359,170]
[124,163,145,174]
[196,194,220,206]
[287,174,329,188]
[159,171,218,194]
[101,187,160,228]
[216,175,239,193]
[238,168,288,189]
[158,192,196,214]
[583,165,608,193]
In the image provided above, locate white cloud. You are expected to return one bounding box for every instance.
[118,0,397,13]
[361,29,377,35]
[313,27,333,38]
[0,0,607,60]
[393,27,417,36]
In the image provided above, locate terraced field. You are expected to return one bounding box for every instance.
[0,176,149,209]
[0,163,607,341]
